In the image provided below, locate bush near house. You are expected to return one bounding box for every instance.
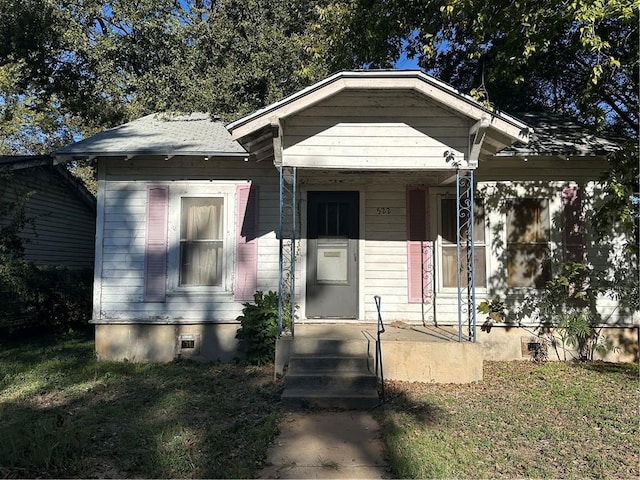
[0,169,93,336]
[0,259,93,335]
[235,290,293,365]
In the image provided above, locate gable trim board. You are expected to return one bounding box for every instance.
[228,71,530,144]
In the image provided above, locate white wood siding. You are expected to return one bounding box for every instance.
[96,154,635,327]
[282,90,470,170]
[96,157,281,323]
[1,166,95,268]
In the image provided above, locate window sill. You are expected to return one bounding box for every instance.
[166,289,232,298]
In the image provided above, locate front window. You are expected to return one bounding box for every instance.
[506,198,551,288]
[180,197,224,286]
[440,197,486,288]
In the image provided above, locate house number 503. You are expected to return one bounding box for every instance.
[376,207,391,215]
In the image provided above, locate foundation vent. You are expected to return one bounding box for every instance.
[178,334,201,356]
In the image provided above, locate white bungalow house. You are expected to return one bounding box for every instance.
[53,71,638,380]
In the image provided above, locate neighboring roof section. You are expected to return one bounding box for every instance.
[227,70,532,144]
[497,112,621,157]
[0,155,96,212]
[53,112,248,162]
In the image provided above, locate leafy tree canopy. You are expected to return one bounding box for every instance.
[0,0,330,154]
[314,0,638,136]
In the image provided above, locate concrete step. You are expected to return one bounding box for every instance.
[284,371,377,390]
[287,355,372,373]
[282,336,380,409]
[292,338,372,356]
[281,387,380,409]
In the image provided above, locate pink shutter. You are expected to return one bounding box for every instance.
[407,186,432,303]
[562,185,585,262]
[144,185,168,302]
[234,184,259,301]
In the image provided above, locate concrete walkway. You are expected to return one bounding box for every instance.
[258,411,389,479]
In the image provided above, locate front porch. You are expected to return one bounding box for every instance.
[276,323,484,389]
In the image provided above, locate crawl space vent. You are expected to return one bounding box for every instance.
[178,334,201,356]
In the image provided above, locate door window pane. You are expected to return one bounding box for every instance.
[180,197,224,286]
[317,202,349,237]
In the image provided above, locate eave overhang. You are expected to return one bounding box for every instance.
[227,70,531,150]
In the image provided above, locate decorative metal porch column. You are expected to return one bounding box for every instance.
[277,166,297,335]
[456,169,477,342]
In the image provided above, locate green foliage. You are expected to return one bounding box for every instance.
[477,297,506,333]
[556,311,612,362]
[235,290,292,365]
[315,0,638,135]
[593,142,639,277]
[522,261,614,361]
[0,261,93,334]
[0,0,329,155]
[0,169,30,257]
[0,169,92,334]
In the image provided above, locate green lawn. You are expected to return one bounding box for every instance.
[379,361,640,479]
[0,331,282,478]
[2,332,638,479]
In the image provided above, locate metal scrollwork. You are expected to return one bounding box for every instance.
[278,166,297,335]
[456,170,477,343]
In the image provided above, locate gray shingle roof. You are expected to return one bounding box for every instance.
[53,112,248,160]
[497,112,620,157]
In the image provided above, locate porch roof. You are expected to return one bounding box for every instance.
[52,112,248,163]
[226,70,532,167]
[228,70,530,140]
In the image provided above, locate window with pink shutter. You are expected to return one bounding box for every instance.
[179,197,224,286]
[144,185,169,302]
[234,184,259,301]
[407,186,432,303]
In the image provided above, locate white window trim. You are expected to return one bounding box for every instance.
[431,189,489,295]
[166,182,238,294]
[479,182,564,294]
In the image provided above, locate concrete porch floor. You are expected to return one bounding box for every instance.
[293,323,462,343]
[280,323,484,384]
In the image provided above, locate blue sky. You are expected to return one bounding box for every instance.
[394,52,420,70]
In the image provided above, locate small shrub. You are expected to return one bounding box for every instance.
[477,297,506,333]
[235,291,292,365]
[0,261,92,335]
[556,311,613,361]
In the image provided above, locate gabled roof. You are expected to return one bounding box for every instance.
[0,155,96,212]
[227,70,531,144]
[497,112,621,157]
[53,112,248,162]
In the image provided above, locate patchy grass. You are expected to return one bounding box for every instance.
[0,331,282,478]
[379,361,639,479]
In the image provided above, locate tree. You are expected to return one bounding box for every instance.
[0,0,330,193]
[0,0,329,152]
[314,0,638,136]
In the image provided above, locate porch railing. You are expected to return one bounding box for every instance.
[374,295,386,404]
